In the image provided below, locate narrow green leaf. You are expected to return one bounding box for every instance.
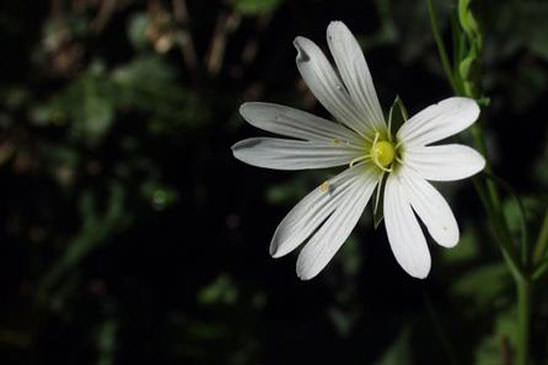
[235,0,282,15]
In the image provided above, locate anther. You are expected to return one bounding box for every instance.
[319,181,331,193]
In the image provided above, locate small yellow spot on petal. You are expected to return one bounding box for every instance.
[319,181,330,193]
[332,137,341,144]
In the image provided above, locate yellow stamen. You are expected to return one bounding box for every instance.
[345,131,399,172]
[349,155,370,168]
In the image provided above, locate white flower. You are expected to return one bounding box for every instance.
[232,21,485,280]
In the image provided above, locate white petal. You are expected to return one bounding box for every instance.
[231,137,363,170]
[404,144,486,181]
[296,166,378,280]
[293,36,373,137]
[384,172,431,279]
[400,167,459,248]
[270,164,371,258]
[239,102,363,147]
[396,97,480,147]
[326,21,385,132]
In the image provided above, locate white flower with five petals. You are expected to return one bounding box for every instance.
[232,21,485,279]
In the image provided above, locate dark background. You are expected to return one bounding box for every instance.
[1,0,548,364]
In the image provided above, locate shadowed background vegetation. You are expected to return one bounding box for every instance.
[1,0,548,363]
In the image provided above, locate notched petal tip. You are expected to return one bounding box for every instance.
[293,37,310,63]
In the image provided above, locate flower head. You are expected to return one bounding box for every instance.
[232,21,485,279]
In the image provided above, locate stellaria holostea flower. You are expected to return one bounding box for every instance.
[232,21,485,279]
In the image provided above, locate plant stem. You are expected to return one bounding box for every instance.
[423,293,458,365]
[533,258,548,281]
[532,209,548,280]
[517,277,532,365]
[471,113,532,365]
[428,2,534,361]
[483,172,530,268]
[426,0,459,94]
[533,208,548,265]
[470,121,523,281]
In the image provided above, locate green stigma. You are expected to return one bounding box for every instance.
[372,140,396,169]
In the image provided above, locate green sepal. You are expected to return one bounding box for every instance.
[235,0,281,15]
[476,97,490,107]
[375,96,407,228]
[387,95,408,140]
[372,174,387,230]
[459,53,480,81]
[459,50,481,98]
[458,0,483,49]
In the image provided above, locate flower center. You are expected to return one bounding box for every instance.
[371,140,396,169]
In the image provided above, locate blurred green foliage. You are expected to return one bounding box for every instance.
[1,0,548,364]
[235,0,281,15]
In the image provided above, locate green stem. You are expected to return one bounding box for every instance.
[532,259,548,281]
[450,11,466,95]
[470,119,524,281]
[470,83,532,365]
[483,172,530,268]
[471,178,518,279]
[533,208,548,265]
[516,277,532,365]
[423,293,458,365]
[426,0,459,94]
[429,2,534,361]
[470,122,500,216]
